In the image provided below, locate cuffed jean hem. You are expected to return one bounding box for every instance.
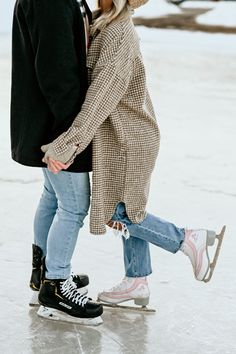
[112,202,185,277]
[45,274,70,280]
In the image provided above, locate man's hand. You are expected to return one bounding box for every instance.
[42,157,72,174]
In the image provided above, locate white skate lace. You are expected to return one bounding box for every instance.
[60,278,88,306]
[107,221,130,240]
[106,278,127,292]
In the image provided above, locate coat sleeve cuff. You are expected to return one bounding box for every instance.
[41,143,79,164]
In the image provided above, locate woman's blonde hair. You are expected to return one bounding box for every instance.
[91,0,131,35]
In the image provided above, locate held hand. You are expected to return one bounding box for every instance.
[42,157,72,174]
[41,142,78,169]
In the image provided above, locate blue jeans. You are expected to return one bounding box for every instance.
[111,202,185,277]
[34,168,90,279]
[34,170,184,279]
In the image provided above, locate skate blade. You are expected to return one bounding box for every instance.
[204,225,226,283]
[99,302,156,313]
[37,306,103,326]
[29,291,39,307]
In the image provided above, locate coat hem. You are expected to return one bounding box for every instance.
[89,202,148,235]
[11,153,92,173]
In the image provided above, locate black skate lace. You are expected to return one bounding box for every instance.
[60,278,88,306]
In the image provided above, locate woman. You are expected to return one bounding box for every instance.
[42,0,225,307]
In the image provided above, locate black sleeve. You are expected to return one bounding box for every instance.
[23,0,83,132]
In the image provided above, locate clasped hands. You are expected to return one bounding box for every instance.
[42,156,72,174]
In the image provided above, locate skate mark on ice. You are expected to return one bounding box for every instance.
[182,181,236,198]
[0,177,42,184]
[186,154,211,161]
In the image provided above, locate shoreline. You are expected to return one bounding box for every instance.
[134,8,236,34]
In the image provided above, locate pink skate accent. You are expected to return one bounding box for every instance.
[182,226,225,282]
[185,229,193,239]
[104,279,147,298]
[186,235,198,265]
[102,278,147,298]
[184,229,209,280]
[196,246,208,278]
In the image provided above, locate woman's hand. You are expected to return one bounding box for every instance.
[42,156,72,174]
[41,141,78,171]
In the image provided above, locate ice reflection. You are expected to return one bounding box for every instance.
[28,307,150,353]
[28,308,102,354]
[100,309,150,354]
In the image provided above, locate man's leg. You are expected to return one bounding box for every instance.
[34,169,58,257]
[36,169,103,324]
[44,169,90,279]
[30,168,89,301]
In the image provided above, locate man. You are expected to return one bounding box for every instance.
[11,0,103,325]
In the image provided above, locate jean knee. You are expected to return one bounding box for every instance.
[57,198,89,227]
[39,185,57,209]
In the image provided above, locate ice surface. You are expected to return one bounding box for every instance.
[197,2,236,27]
[1,25,236,354]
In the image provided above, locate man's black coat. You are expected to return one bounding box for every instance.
[10,0,92,172]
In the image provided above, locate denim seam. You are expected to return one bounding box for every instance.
[62,173,77,272]
[129,223,181,248]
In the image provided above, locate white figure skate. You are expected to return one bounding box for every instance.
[181,226,226,282]
[98,277,156,313]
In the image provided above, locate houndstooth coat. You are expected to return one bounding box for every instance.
[42,16,160,235]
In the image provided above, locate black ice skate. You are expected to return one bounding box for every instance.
[29,244,89,306]
[37,278,103,325]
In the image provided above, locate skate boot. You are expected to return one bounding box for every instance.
[98,277,152,311]
[37,278,103,325]
[30,244,43,292]
[29,244,89,306]
[181,226,226,282]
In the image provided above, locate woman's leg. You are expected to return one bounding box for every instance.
[112,203,224,282]
[116,202,185,254]
[98,202,224,305]
[122,236,152,277]
[98,236,152,306]
[98,202,183,306]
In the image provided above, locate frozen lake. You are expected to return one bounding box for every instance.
[0,27,236,353]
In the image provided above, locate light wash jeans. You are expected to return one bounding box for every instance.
[111,202,185,277]
[34,169,151,279]
[34,168,90,279]
[34,169,184,279]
